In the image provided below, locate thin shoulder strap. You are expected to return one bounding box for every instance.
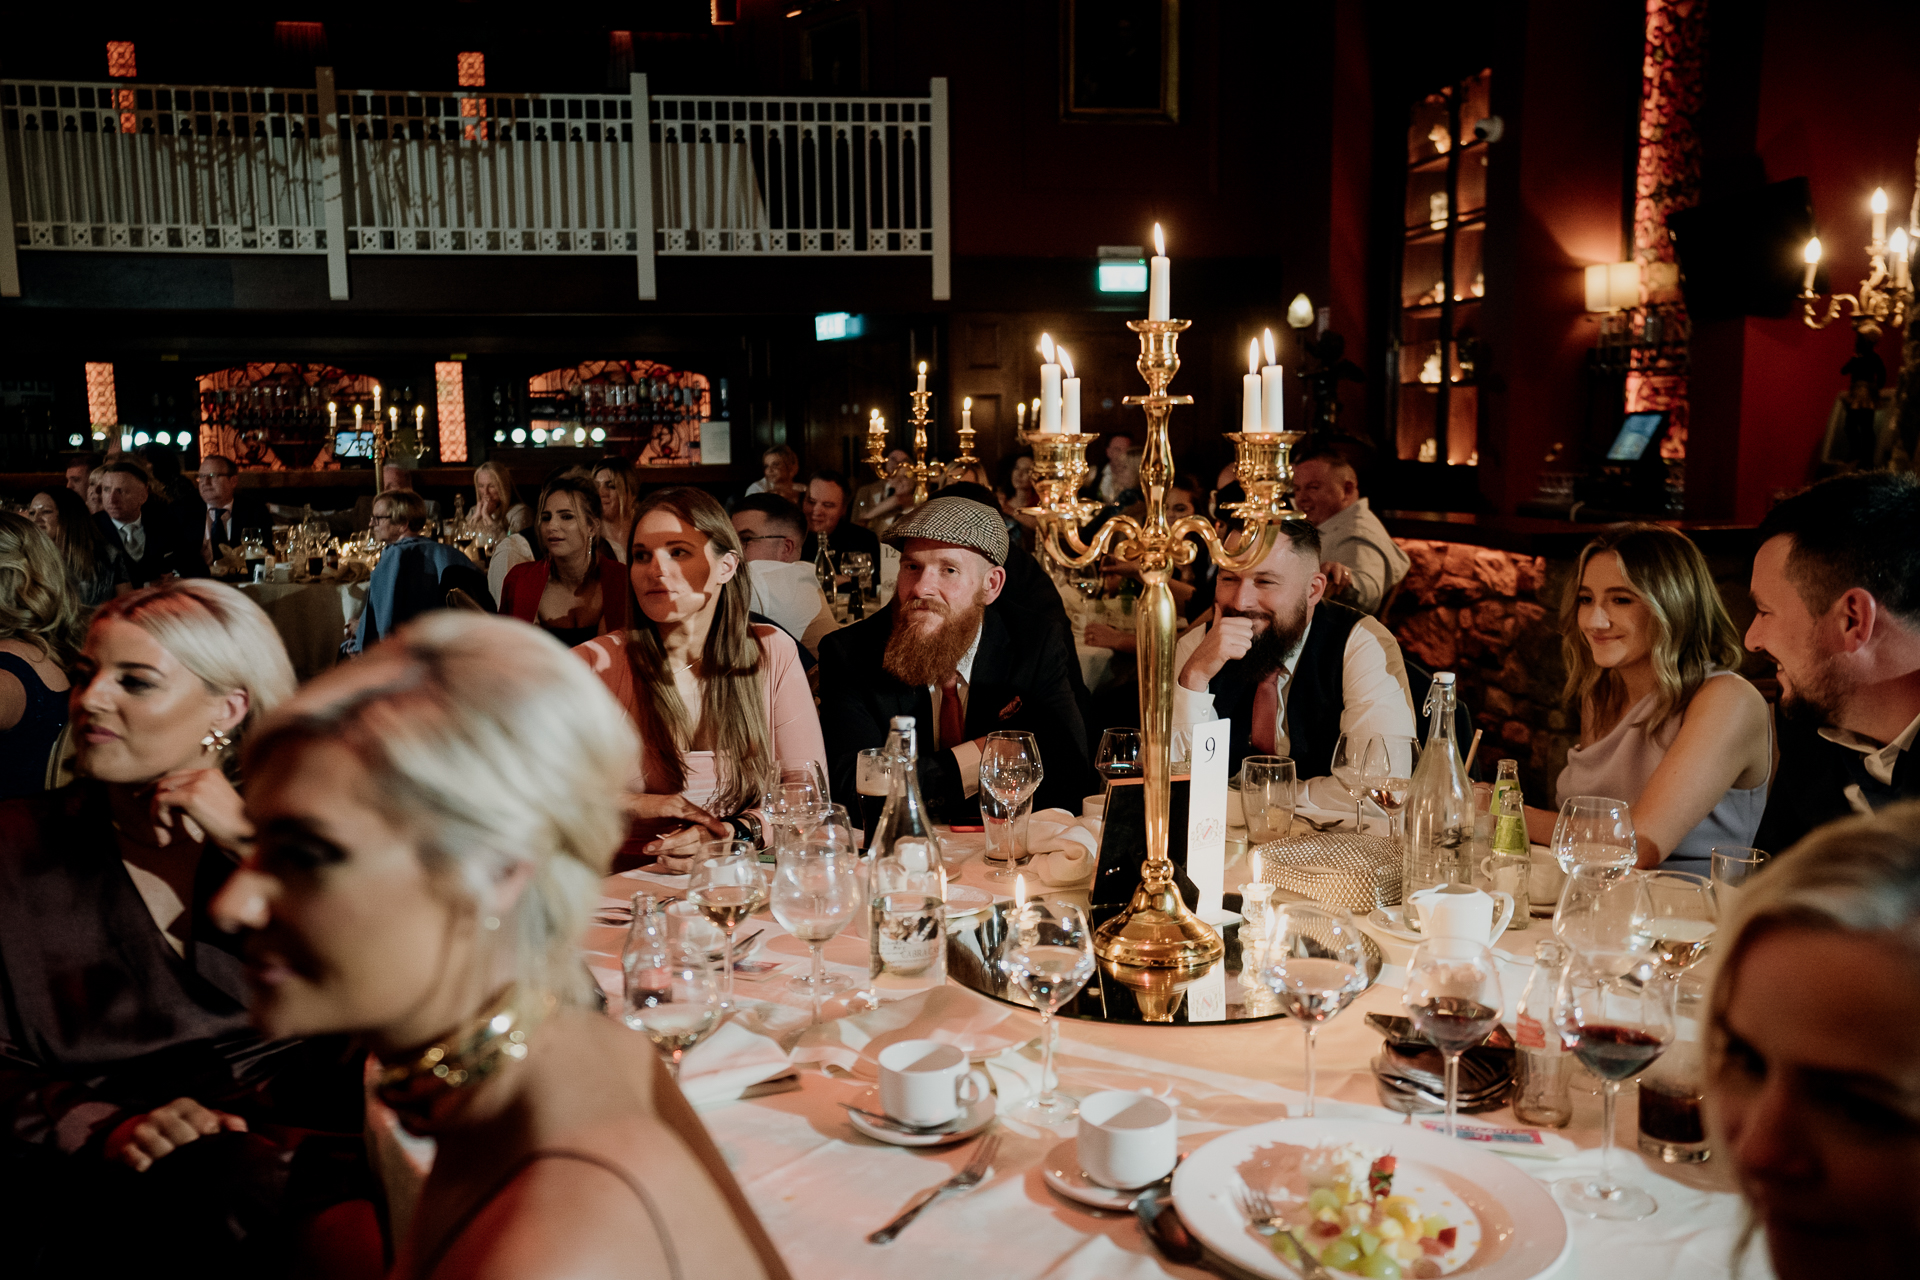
[418,1148,682,1280]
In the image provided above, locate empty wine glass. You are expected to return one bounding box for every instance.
[1257,903,1369,1117]
[1551,949,1675,1220]
[1553,864,1647,956]
[1001,897,1095,1123]
[1094,728,1142,781]
[769,844,863,1020]
[624,953,720,1079]
[980,731,1044,881]
[686,845,768,1010]
[1330,731,1371,832]
[1240,755,1297,844]
[1633,870,1718,976]
[1403,937,1504,1138]
[1708,845,1768,908]
[1553,796,1638,873]
[1362,734,1419,839]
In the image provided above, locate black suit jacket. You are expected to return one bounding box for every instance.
[1753,716,1920,855]
[185,494,272,576]
[818,602,1094,823]
[94,507,195,587]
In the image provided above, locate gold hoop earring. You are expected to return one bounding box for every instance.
[201,727,233,755]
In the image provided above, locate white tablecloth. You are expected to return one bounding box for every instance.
[240,579,366,681]
[583,826,1766,1280]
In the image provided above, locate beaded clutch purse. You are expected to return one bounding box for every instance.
[1252,832,1402,914]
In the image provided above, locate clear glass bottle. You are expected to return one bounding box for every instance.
[1402,672,1475,925]
[868,716,947,999]
[619,893,672,1029]
[1510,938,1574,1128]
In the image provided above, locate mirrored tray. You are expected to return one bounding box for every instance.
[946,902,1385,1027]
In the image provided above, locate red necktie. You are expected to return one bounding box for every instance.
[939,671,966,752]
[1249,670,1282,755]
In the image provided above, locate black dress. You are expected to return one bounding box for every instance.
[0,782,369,1276]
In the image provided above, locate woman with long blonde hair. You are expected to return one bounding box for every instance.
[592,453,642,565]
[1525,523,1770,871]
[0,512,80,799]
[576,487,824,857]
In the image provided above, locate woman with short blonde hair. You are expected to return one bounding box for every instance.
[1526,523,1771,872]
[214,613,791,1280]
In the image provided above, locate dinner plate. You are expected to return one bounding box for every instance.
[1172,1117,1570,1280]
[844,1086,996,1147]
[944,884,995,916]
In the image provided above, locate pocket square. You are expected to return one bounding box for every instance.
[997,696,1023,721]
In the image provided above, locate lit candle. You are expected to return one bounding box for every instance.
[1014,873,1026,909]
[1259,328,1284,433]
[1016,401,1027,432]
[353,403,363,431]
[1038,333,1062,432]
[1872,188,1889,245]
[1031,397,1041,424]
[1893,227,1911,289]
[962,396,972,431]
[327,401,338,430]
[1148,223,1170,320]
[372,383,382,418]
[1803,237,1822,293]
[1242,339,1263,432]
[414,404,425,429]
[388,405,399,433]
[916,360,928,394]
[1058,347,1081,434]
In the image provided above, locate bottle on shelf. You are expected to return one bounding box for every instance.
[1510,938,1574,1128]
[867,716,947,1001]
[1402,671,1475,925]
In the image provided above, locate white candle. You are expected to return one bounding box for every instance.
[1014,873,1026,909]
[327,401,338,430]
[1241,339,1262,433]
[1893,228,1911,289]
[1148,223,1170,320]
[1016,401,1027,432]
[372,383,381,418]
[1059,347,1081,434]
[916,360,928,394]
[1872,188,1889,245]
[353,404,363,430]
[1259,328,1283,433]
[1803,238,1822,293]
[1038,333,1062,432]
[962,396,972,431]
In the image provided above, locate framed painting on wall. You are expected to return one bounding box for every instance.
[1061,0,1179,124]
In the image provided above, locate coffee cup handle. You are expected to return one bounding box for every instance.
[955,1068,991,1108]
[1486,891,1515,939]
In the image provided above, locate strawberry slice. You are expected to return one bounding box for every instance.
[1368,1155,1397,1199]
[1309,1220,1344,1241]
[1437,1226,1457,1249]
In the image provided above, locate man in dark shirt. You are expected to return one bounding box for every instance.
[92,461,193,586]
[817,496,1092,823]
[189,454,270,576]
[1749,472,1920,853]
[799,468,881,568]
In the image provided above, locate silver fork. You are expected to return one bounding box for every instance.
[1234,1185,1335,1280]
[867,1133,1000,1244]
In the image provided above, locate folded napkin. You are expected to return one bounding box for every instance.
[1026,807,1101,886]
[791,984,1036,1077]
[674,1014,799,1108]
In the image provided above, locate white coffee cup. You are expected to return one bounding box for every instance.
[876,1039,989,1126]
[1076,1090,1178,1189]
[1083,794,1106,822]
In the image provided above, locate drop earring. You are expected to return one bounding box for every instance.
[201,726,233,755]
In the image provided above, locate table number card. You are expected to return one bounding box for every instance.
[1186,965,1227,1022]
[1186,719,1231,923]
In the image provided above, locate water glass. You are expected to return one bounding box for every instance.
[1257,903,1369,1117]
[1552,796,1638,873]
[625,955,721,1079]
[980,730,1044,880]
[687,847,769,1010]
[1709,845,1769,908]
[769,845,863,1020]
[1240,755,1297,844]
[1001,898,1095,1123]
[1552,863,1645,955]
[1637,971,1711,1165]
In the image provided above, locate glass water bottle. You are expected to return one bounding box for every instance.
[1402,671,1475,926]
[867,716,948,999]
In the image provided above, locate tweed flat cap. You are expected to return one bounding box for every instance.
[884,495,1010,566]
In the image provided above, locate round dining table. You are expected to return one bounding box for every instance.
[240,578,367,681]
[574,821,1760,1280]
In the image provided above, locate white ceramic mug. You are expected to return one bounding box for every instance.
[1076,1090,1178,1189]
[1407,883,1514,943]
[876,1039,989,1126]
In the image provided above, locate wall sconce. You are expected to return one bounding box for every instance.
[1584,261,1641,312]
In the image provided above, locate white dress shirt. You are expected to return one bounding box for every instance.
[1821,708,1920,812]
[487,534,533,604]
[928,625,984,797]
[1171,612,1415,808]
[1316,497,1410,615]
[745,560,838,653]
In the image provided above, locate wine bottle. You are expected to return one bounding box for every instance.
[868,716,947,999]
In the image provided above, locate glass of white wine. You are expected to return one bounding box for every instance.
[687,846,769,1010]
[1553,796,1638,873]
[1001,898,1095,1123]
[1633,870,1717,976]
[624,955,720,1080]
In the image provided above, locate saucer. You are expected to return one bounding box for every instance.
[1039,1137,1163,1210]
[845,1087,996,1147]
[1366,905,1426,942]
[944,884,995,916]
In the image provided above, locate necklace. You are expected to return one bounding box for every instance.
[375,987,555,1131]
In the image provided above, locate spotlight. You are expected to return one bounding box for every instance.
[156,431,171,445]
[178,431,191,447]
[590,427,606,442]
[511,428,527,443]
[67,432,84,446]
[133,431,150,446]
[532,428,548,443]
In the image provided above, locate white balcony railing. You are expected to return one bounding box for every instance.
[0,72,950,301]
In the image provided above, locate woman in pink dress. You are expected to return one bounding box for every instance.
[576,487,825,858]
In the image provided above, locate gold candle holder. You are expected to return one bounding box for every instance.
[865,381,953,506]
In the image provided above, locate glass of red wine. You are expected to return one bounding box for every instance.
[1403,937,1505,1138]
[1550,949,1676,1220]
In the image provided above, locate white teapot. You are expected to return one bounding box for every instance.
[1407,883,1514,943]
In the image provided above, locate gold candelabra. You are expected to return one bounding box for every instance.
[1022,318,1303,969]
[863,373,979,506]
[1801,187,1914,333]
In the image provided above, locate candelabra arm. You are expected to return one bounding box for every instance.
[1038,514,1135,570]
[1802,291,1859,330]
[1203,517,1286,577]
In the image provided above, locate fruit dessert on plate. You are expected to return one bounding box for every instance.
[1267,1143,1463,1279]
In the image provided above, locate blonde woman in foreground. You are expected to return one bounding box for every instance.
[1708,802,1920,1280]
[212,613,789,1280]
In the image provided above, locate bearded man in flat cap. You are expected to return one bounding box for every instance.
[818,496,1094,823]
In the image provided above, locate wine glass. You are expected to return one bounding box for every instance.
[781,758,832,805]
[1094,728,1142,781]
[1330,731,1371,832]
[1257,903,1369,1117]
[979,731,1044,881]
[624,953,721,1080]
[841,550,874,600]
[1001,897,1095,1123]
[1709,845,1768,909]
[1551,949,1675,1220]
[686,845,769,1010]
[1240,755,1296,844]
[1633,870,1718,976]
[1362,734,1419,839]
[769,843,863,1020]
[1403,937,1504,1138]
[1553,864,1647,956]
[1553,796,1638,873]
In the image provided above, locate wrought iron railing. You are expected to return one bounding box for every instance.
[0,73,951,301]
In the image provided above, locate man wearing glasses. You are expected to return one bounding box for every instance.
[192,454,268,574]
[348,490,472,653]
[731,493,837,657]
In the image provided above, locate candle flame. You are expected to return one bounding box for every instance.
[1248,338,1261,376]
[1038,333,1055,363]
[1804,237,1823,264]
[414,404,424,422]
[1873,187,1889,214]
[388,406,398,423]
[1014,873,1026,908]
[1263,328,1277,367]
[1017,402,1027,424]
[918,360,927,374]
[1893,227,1911,258]
[964,395,972,410]
[1058,346,1075,379]
[1031,397,1041,418]
[1153,223,1165,257]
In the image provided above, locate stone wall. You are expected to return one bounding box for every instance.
[1385,540,1573,799]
